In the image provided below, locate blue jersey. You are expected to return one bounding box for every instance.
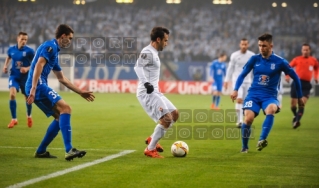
[26,39,62,89]
[7,45,35,79]
[235,52,302,98]
[210,60,226,81]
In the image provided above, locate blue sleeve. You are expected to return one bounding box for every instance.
[223,63,226,76]
[7,47,11,58]
[234,56,255,90]
[39,45,54,65]
[26,48,35,64]
[52,59,62,71]
[282,60,302,98]
[210,63,214,78]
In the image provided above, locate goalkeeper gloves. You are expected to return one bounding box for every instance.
[144,82,154,94]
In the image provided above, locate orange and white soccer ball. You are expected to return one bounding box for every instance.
[171,141,189,157]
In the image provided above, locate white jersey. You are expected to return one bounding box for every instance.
[134,44,161,96]
[225,50,255,84]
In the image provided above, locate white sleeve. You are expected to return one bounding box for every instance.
[134,51,152,84]
[224,54,235,82]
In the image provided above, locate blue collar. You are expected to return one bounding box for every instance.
[53,39,60,52]
[15,44,26,50]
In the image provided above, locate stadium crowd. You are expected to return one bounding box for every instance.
[0,3,318,61]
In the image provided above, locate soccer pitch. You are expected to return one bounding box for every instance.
[0,92,318,188]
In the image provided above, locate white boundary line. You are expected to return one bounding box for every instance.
[0,146,125,151]
[6,150,135,188]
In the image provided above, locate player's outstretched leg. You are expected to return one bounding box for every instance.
[56,100,86,161]
[144,124,165,158]
[257,114,274,151]
[34,119,60,158]
[241,123,251,153]
[8,88,19,128]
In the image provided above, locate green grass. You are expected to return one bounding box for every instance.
[0,92,318,188]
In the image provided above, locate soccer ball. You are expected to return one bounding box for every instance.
[171,141,189,157]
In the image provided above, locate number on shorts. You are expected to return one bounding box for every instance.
[9,80,12,86]
[48,90,59,99]
[244,101,253,108]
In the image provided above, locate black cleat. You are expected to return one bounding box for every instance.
[65,148,86,161]
[34,151,57,158]
[256,140,268,151]
[240,148,248,153]
[236,122,242,128]
[293,121,301,129]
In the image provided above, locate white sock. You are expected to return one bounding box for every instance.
[235,103,243,123]
[148,124,165,150]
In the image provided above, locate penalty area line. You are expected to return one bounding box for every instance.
[6,150,135,188]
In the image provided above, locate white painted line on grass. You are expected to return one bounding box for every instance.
[0,146,125,151]
[6,150,135,188]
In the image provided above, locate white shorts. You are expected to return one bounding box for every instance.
[137,91,177,123]
[237,83,250,100]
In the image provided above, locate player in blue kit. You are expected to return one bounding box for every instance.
[2,32,34,128]
[230,33,304,153]
[26,24,95,160]
[210,53,227,109]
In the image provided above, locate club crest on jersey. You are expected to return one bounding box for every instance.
[140,53,147,59]
[258,75,269,85]
[15,61,22,69]
[159,107,163,112]
[270,63,275,70]
[47,47,53,53]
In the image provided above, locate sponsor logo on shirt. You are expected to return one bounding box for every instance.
[258,75,269,85]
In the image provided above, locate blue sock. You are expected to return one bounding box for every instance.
[259,114,274,140]
[212,96,216,103]
[60,114,73,152]
[26,102,32,116]
[9,100,17,119]
[36,120,60,154]
[215,96,220,107]
[241,123,251,149]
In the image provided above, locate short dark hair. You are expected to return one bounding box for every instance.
[302,43,311,50]
[55,24,74,39]
[219,53,226,58]
[258,33,272,43]
[150,27,170,42]
[241,38,248,41]
[18,31,27,36]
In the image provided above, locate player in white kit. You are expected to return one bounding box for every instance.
[134,27,179,158]
[224,38,255,128]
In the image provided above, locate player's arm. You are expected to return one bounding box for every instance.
[230,57,255,102]
[313,59,319,83]
[134,51,154,94]
[224,55,235,88]
[21,49,36,73]
[3,56,11,74]
[53,67,94,102]
[282,60,304,106]
[26,57,46,104]
[209,64,215,83]
[225,55,235,82]
[285,58,297,82]
[233,57,255,91]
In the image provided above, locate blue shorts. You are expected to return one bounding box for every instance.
[243,95,280,117]
[26,84,62,117]
[9,75,27,96]
[212,80,223,92]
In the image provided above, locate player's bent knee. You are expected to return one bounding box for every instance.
[265,104,277,115]
[160,113,173,129]
[172,110,179,122]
